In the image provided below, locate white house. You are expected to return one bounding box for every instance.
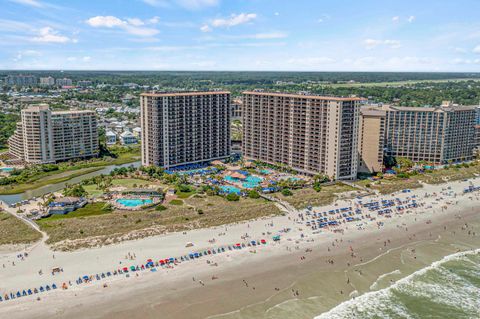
[106,131,117,145]
[120,131,137,145]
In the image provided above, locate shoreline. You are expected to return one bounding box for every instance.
[0,178,479,318]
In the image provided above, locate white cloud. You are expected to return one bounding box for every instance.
[392,16,400,23]
[9,0,44,8]
[82,56,91,62]
[86,16,159,37]
[274,12,280,16]
[32,27,71,43]
[408,15,416,23]
[452,58,480,64]
[211,13,257,28]
[364,38,401,49]
[86,16,124,28]
[148,16,160,24]
[473,45,480,54]
[127,18,145,26]
[200,24,211,32]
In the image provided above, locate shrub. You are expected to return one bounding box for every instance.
[101,203,113,212]
[155,205,167,211]
[169,199,183,205]
[225,193,240,201]
[281,188,293,196]
[248,190,260,199]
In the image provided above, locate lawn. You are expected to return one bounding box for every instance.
[38,202,111,220]
[37,195,281,251]
[273,183,359,209]
[0,167,103,195]
[84,178,160,196]
[0,212,42,245]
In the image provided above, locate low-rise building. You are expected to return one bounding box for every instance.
[106,130,117,145]
[56,78,73,87]
[120,131,137,145]
[48,197,87,215]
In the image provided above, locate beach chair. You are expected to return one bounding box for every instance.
[27,289,32,295]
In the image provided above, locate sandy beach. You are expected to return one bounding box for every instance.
[0,178,479,319]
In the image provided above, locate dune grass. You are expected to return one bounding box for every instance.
[0,212,42,245]
[37,195,281,251]
[273,183,358,209]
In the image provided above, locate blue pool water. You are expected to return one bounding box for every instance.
[259,169,272,174]
[220,185,241,194]
[116,198,153,207]
[224,175,263,189]
[0,167,14,172]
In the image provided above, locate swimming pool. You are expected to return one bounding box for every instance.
[224,175,263,189]
[259,169,272,174]
[0,167,14,172]
[116,198,153,207]
[220,185,241,194]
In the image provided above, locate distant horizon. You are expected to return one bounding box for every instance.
[2,70,480,74]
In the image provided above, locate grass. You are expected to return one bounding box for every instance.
[169,199,184,205]
[0,167,103,195]
[273,183,358,209]
[176,190,196,199]
[84,178,163,196]
[0,212,42,245]
[38,203,110,220]
[355,163,480,194]
[37,195,281,251]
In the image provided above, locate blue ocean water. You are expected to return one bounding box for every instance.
[316,249,480,319]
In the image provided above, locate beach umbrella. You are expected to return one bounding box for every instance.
[52,284,57,289]
[46,285,51,291]
[147,259,153,263]
[123,267,128,272]
[169,257,175,262]
[27,289,32,295]
[83,275,89,281]
[16,292,21,298]
[130,266,136,271]
[0,296,2,302]
[22,290,27,296]
[39,287,44,292]
[34,288,38,294]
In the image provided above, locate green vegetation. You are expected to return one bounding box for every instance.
[0,212,42,245]
[226,193,240,201]
[37,194,280,251]
[38,202,111,221]
[63,184,87,197]
[0,113,19,149]
[169,199,183,205]
[0,146,140,195]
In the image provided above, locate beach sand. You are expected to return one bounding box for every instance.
[0,178,479,319]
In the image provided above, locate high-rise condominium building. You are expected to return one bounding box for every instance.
[358,107,386,173]
[140,91,231,169]
[5,75,37,86]
[242,91,363,180]
[383,103,476,164]
[39,76,55,86]
[56,78,73,87]
[8,104,99,164]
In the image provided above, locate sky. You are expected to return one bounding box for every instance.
[1,0,480,71]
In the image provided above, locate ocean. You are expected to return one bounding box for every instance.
[316,249,480,319]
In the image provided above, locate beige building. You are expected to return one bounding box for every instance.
[8,104,99,164]
[140,91,231,169]
[382,103,476,164]
[242,91,363,180]
[358,107,386,173]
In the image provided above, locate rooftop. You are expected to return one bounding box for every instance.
[242,91,365,101]
[141,91,230,97]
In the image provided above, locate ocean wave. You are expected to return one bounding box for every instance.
[315,248,480,319]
